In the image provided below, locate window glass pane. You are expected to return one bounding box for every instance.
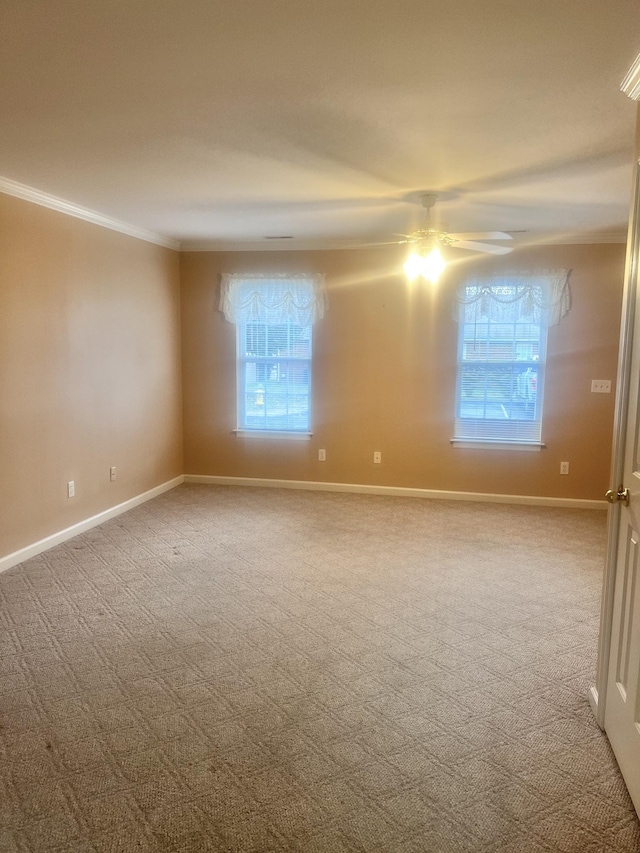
[455,283,547,443]
[462,324,488,360]
[238,326,311,432]
[244,323,266,357]
[514,322,541,361]
[512,365,538,419]
[292,327,311,359]
[259,369,310,430]
[489,339,516,361]
[267,324,289,356]
[459,364,539,421]
[242,364,266,428]
[458,365,485,418]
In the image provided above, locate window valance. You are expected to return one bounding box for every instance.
[454,270,571,326]
[219,273,327,326]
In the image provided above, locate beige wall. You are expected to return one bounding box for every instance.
[181,243,624,500]
[0,194,183,559]
[0,193,624,565]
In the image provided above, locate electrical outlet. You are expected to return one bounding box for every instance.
[318,449,326,461]
[373,451,382,464]
[110,466,116,481]
[591,379,611,393]
[67,480,75,498]
[560,462,569,475]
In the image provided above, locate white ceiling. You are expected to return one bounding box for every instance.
[1,1,639,250]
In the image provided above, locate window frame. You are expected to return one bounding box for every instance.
[452,283,549,450]
[235,316,313,437]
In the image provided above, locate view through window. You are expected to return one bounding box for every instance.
[237,318,311,432]
[454,283,548,444]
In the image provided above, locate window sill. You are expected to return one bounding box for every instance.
[233,429,312,441]
[450,439,545,452]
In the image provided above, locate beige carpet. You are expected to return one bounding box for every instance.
[1,484,639,853]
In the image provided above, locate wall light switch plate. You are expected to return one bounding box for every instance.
[591,380,611,393]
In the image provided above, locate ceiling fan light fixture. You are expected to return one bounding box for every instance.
[403,245,446,284]
[399,191,513,277]
[403,251,425,282]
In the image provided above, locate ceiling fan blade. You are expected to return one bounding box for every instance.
[452,240,513,255]
[448,231,513,241]
[362,239,410,246]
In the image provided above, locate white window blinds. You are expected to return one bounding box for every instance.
[219,274,326,433]
[453,272,570,445]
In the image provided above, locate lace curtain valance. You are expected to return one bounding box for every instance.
[454,270,571,326]
[219,273,327,326]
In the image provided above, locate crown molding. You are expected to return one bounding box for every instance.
[532,231,627,245]
[181,231,628,253]
[0,177,626,252]
[179,238,398,253]
[0,177,180,250]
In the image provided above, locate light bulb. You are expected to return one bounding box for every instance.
[403,252,424,281]
[423,247,446,283]
[403,247,446,283]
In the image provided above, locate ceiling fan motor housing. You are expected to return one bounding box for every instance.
[420,193,439,210]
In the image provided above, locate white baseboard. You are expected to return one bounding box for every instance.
[183,475,607,510]
[0,475,184,575]
[2,473,603,575]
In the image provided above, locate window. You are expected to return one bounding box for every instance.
[238,318,312,432]
[219,273,326,435]
[453,273,570,447]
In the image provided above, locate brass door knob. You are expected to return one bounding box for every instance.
[605,486,630,506]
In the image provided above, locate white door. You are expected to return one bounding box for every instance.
[604,157,640,817]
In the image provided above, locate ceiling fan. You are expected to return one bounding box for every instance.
[400,192,513,283]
